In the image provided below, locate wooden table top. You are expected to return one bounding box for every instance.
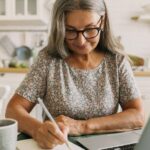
[0,68,150,77]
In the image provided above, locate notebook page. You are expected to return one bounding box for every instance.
[17,139,84,150]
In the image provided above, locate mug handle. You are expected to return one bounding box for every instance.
[0,85,11,117]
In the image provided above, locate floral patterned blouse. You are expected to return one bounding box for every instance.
[16,49,140,120]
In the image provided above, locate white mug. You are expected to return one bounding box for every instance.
[0,118,18,150]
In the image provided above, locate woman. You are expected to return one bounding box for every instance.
[6,0,144,149]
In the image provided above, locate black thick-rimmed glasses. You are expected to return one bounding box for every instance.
[65,17,102,40]
[65,27,102,40]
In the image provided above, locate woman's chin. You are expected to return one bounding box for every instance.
[72,49,92,55]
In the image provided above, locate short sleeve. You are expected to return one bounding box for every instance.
[118,56,141,106]
[16,49,49,103]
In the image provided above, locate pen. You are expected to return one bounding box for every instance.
[37,98,72,150]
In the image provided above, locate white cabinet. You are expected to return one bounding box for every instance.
[15,0,37,16]
[136,77,150,100]
[0,0,49,31]
[135,77,150,122]
[0,73,25,96]
[0,73,25,117]
[0,73,42,120]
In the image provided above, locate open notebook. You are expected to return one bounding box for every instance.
[17,139,84,150]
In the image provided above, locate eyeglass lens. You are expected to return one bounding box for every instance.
[66,28,100,40]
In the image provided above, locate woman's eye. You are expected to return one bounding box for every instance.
[85,28,95,32]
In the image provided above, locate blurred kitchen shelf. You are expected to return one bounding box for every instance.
[131,14,150,22]
[0,19,48,31]
[0,68,150,76]
[0,68,29,73]
[134,71,150,77]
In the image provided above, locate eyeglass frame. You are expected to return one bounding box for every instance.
[65,16,103,40]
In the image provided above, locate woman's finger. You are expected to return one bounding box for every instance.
[58,122,70,140]
[37,130,63,149]
[45,121,67,143]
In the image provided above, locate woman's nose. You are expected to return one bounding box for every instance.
[76,33,86,45]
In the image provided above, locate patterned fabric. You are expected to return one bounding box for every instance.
[16,49,141,120]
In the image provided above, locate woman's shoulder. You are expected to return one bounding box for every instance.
[104,50,131,72]
[37,47,62,62]
[105,50,127,65]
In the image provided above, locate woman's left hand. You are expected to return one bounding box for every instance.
[55,115,85,136]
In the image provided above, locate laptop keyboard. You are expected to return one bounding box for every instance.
[103,143,136,150]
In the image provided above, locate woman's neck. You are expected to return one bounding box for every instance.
[65,51,105,70]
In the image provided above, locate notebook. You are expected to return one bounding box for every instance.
[76,130,142,150]
[17,139,84,150]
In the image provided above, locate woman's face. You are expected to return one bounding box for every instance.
[65,10,102,55]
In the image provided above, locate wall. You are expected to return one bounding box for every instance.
[0,32,47,48]
[106,0,150,58]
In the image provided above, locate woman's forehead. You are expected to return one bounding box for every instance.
[65,10,100,27]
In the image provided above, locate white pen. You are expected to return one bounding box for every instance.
[37,98,72,150]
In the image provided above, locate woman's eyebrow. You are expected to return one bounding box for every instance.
[66,25,76,29]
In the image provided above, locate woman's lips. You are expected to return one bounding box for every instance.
[74,45,87,49]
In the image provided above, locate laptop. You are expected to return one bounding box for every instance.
[76,117,150,150]
[76,130,142,150]
[134,117,150,150]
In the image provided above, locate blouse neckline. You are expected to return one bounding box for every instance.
[63,52,107,73]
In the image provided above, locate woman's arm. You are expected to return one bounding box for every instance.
[56,98,145,135]
[5,94,42,137]
[5,94,68,149]
[82,98,145,134]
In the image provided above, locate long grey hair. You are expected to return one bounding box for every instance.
[47,0,125,58]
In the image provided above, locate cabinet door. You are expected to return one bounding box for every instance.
[28,0,37,15]
[135,77,150,122]
[15,0,25,16]
[135,77,150,100]
[0,0,48,31]
[0,0,14,18]
[15,0,37,16]
[0,0,38,17]
[0,0,6,15]
[0,73,42,120]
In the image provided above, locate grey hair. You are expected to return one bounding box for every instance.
[47,0,126,58]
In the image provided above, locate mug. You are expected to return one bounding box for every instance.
[0,118,18,150]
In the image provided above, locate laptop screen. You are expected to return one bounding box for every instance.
[135,117,150,150]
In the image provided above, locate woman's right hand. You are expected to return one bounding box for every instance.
[33,121,69,149]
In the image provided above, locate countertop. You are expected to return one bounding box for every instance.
[0,68,150,77]
[134,71,150,77]
[0,68,29,74]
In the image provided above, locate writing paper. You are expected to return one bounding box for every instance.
[17,139,84,150]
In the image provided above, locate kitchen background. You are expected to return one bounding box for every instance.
[0,0,55,68]
[0,0,150,120]
[0,0,150,68]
